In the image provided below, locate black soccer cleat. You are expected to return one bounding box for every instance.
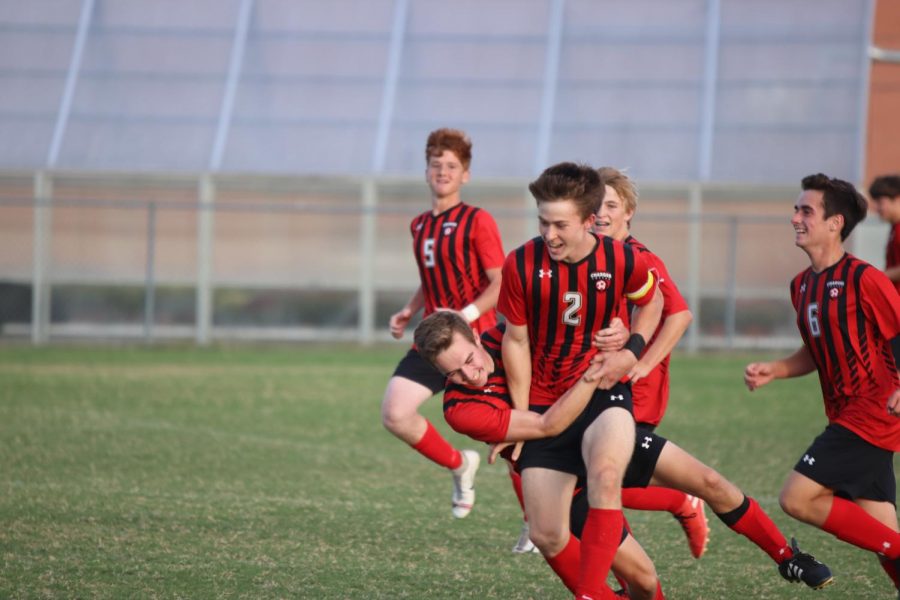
[778,537,834,590]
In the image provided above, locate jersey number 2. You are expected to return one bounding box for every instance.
[563,292,582,326]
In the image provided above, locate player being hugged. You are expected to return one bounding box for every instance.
[381,128,505,518]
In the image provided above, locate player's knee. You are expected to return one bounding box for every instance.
[698,467,731,504]
[628,568,659,600]
[778,486,805,520]
[588,461,624,501]
[528,523,568,556]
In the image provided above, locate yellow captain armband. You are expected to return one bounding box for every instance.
[624,270,656,302]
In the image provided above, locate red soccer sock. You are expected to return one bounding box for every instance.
[622,486,687,514]
[509,468,526,514]
[411,420,462,470]
[879,555,900,589]
[822,496,900,559]
[728,497,791,563]
[577,508,623,599]
[545,534,580,594]
[654,580,666,599]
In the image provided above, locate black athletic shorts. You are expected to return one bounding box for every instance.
[623,425,667,489]
[793,423,896,505]
[391,348,446,394]
[517,382,634,476]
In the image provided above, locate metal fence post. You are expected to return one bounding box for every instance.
[196,175,215,345]
[31,171,53,345]
[686,183,702,353]
[724,216,738,347]
[359,179,377,345]
[143,201,157,343]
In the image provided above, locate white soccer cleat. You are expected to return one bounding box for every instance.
[512,521,540,554]
[451,449,480,518]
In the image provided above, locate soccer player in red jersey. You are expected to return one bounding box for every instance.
[498,163,664,600]
[745,173,900,594]
[869,175,900,295]
[414,311,664,599]
[594,167,832,589]
[380,128,505,518]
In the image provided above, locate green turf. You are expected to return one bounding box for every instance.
[0,344,896,598]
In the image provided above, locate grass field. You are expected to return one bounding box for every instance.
[1,343,897,599]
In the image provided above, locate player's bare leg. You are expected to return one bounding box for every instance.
[381,375,479,518]
[578,406,635,599]
[610,533,662,600]
[782,472,900,591]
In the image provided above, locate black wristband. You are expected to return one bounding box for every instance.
[624,333,646,358]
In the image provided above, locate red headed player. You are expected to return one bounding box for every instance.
[746,173,900,594]
[381,128,505,518]
[593,167,832,589]
[869,174,900,295]
[498,162,663,600]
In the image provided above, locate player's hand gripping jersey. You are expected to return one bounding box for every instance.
[791,254,900,450]
[411,203,504,334]
[498,233,657,406]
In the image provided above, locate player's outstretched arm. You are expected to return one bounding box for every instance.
[389,287,425,339]
[744,346,816,391]
[462,267,502,322]
[502,361,603,443]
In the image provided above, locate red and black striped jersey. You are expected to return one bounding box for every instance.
[622,236,690,426]
[443,324,513,443]
[411,202,505,334]
[790,253,900,450]
[498,233,657,406]
[888,223,900,295]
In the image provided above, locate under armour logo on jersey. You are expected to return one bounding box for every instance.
[802,454,815,466]
[800,283,806,293]
[884,542,892,553]
[610,394,624,402]
[539,269,553,278]
[483,386,493,394]
[641,436,652,449]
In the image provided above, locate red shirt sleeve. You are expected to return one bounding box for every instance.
[623,251,657,307]
[472,210,505,271]
[497,251,527,326]
[860,266,900,340]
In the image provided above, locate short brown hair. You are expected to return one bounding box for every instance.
[528,162,605,220]
[425,128,472,170]
[801,173,867,241]
[413,311,476,368]
[869,175,900,199]
[597,166,638,217]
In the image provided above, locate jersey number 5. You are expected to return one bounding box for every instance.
[806,302,821,337]
[422,238,435,267]
[563,292,582,326]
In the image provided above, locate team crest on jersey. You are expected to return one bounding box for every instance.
[826,280,844,299]
[591,271,612,291]
[442,222,458,236]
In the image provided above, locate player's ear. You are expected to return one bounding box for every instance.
[461,169,471,185]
